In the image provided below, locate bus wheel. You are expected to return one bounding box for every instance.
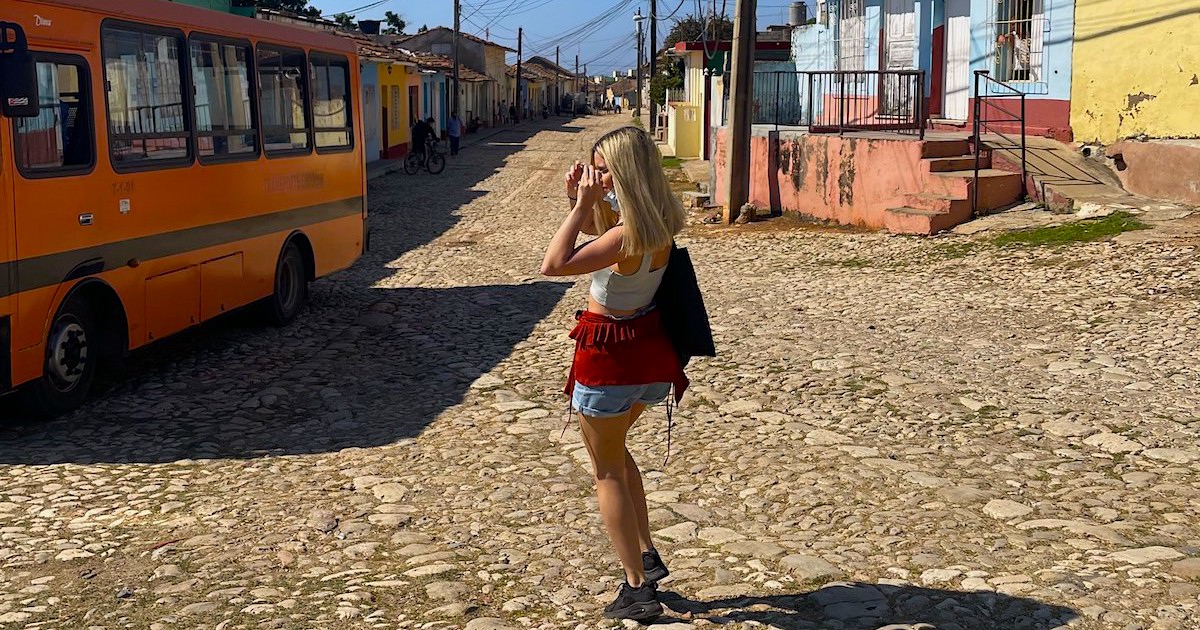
[264,241,308,326]
[24,296,97,418]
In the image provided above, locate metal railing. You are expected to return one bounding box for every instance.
[753,70,926,138]
[971,70,1027,216]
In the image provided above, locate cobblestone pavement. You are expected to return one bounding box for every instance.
[2,115,1199,630]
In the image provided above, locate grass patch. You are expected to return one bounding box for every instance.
[990,211,1149,247]
[662,156,683,169]
[631,115,645,128]
[933,241,981,259]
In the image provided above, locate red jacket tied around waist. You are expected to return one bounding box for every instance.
[565,309,688,402]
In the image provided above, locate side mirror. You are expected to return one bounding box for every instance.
[0,21,40,118]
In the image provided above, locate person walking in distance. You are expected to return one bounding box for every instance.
[447,113,463,156]
[540,126,687,621]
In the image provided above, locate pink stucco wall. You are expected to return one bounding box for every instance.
[714,128,929,229]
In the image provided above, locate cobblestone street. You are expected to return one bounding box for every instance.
[2,115,1199,630]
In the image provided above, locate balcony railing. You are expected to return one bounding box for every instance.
[753,70,926,138]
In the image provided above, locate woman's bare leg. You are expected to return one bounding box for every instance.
[580,411,646,587]
[622,403,654,552]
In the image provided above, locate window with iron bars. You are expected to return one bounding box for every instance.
[834,0,867,72]
[992,0,1047,89]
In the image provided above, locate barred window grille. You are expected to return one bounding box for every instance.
[992,0,1048,90]
[834,0,867,72]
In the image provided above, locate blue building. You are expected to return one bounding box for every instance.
[793,0,1075,139]
[420,72,448,132]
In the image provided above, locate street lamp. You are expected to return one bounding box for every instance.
[633,9,645,118]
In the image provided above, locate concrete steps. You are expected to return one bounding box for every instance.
[884,206,972,235]
[885,155,1024,235]
[920,139,971,159]
[924,154,988,173]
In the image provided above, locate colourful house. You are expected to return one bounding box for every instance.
[666,40,791,159]
[409,51,493,128]
[525,56,582,112]
[420,72,449,132]
[804,0,1076,139]
[356,42,418,159]
[398,27,515,124]
[1070,0,1200,144]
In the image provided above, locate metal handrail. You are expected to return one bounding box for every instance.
[753,70,926,138]
[972,70,1026,216]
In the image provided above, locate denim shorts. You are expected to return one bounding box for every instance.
[572,382,673,418]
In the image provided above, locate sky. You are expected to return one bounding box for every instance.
[309,0,807,75]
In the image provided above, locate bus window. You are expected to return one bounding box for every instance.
[257,45,309,155]
[102,24,192,168]
[310,54,351,151]
[190,37,257,162]
[13,55,94,176]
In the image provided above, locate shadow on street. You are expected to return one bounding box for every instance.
[0,119,582,464]
[657,583,1079,630]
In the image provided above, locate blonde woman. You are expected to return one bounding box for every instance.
[541,126,688,620]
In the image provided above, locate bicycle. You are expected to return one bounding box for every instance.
[404,138,446,175]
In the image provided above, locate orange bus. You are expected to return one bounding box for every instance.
[0,0,366,416]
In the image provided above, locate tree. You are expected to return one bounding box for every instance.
[418,24,429,33]
[650,13,732,106]
[331,13,355,29]
[664,13,734,48]
[383,10,406,35]
[649,57,684,106]
[251,0,321,18]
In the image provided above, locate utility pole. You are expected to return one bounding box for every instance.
[575,54,579,111]
[649,0,657,134]
[516,27,523,122]
[584,63,588,109]
[452,0,461,119]
[555,46,560,115]
[724,0,756,224]
[634,9,644,118]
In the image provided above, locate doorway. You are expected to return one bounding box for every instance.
[881,0,916,117]
[943,0,971,120]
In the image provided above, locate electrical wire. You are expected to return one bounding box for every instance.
[341,0,393,15]
[526,0,632,49]
[525,0,636,56]
[653,0,687,21]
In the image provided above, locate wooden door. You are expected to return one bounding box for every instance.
[943,0,972,120]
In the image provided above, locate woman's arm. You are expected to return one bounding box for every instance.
[541,166,625,276]
[540,203,625,276]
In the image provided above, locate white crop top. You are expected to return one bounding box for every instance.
[589,252,667,310]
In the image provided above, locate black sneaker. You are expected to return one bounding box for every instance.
[642,548,670,585]
[602,582,663,621]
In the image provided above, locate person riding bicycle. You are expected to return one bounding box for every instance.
[411,117,438,159]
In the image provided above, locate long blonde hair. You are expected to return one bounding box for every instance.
[591,126,686,256]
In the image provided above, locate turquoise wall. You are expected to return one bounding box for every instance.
[169,0,235,12]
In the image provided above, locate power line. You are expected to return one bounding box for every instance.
[527,0,635,56]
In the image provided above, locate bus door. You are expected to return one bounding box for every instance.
[8,47,100,352]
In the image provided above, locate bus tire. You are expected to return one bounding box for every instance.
[264,241,308,326]
[23,295,98,418]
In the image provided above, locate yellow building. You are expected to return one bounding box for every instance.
[664,46,712,159]
[1070,0,1200,144]
[377,61,414,158]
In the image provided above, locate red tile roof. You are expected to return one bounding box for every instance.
[409,51,491,82]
